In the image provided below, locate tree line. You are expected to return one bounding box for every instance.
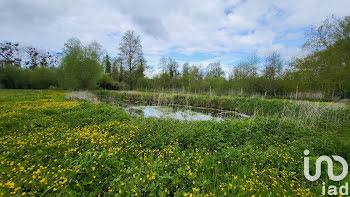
[0,15,349,99]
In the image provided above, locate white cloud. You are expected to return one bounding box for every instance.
[0,0,349,72]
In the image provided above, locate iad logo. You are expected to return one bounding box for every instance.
[303,150,349,195]
[304,149,348,181]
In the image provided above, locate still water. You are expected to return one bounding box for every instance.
[123,105,247,121]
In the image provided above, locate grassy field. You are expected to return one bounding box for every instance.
[0,89,349,196]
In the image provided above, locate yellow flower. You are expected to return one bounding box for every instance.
[6,181,15,188]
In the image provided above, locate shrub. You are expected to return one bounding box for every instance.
[30,66,58,89]
[98,73,116,89]
[0,65,57,89]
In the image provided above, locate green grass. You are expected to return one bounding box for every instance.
[94,90,349,117]
[0,89,349,196]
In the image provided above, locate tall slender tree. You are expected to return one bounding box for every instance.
[262,51,283,96]
[118,30,144,89]
[103,54,111,74]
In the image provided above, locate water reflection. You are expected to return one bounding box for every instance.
[125,105,224,121]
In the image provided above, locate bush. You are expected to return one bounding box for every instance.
[30,67,58,89]
[98,74,116,89]
[0,65,24,88]
[0,65,57,89]
[115,81,130,90]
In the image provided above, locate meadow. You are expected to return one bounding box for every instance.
[0,89,349,196]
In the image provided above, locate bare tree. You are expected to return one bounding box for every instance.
[25,46,40,69]
[87,40,103,62]
[262,51,283,96]
[246,51,259,77]
[0,41,20,64]
[118,30,144,89]
[167,58,179,79]
[264,52,283,80]
[207,61,224,78]
[40,51,59,68]
[159,57,168,74]
[303,15,350,51]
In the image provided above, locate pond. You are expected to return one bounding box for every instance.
[66,91,249,121]
[124,105,224,121]
[120,104,249,121]
[91,92,249,121]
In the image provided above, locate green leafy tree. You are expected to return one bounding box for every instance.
[135,56,146,80]
[58,38,103,90]
[103,54,112,74]
[292,15,350,98]
[180,63,190,91]
[111,58,121,80]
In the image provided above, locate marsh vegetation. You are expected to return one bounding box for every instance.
[0,89,349,196]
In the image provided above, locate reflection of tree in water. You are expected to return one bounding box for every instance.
[124,105,224,121]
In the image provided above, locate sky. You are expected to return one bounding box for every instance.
[1,0,349,77]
